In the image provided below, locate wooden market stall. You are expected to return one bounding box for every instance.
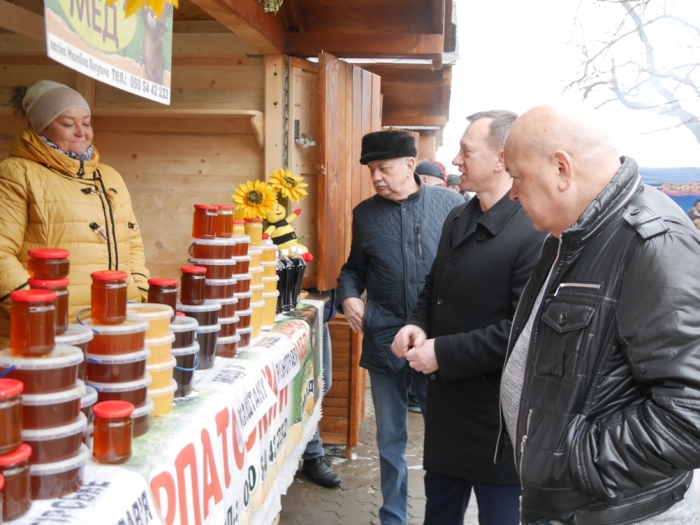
[0,0,456,458]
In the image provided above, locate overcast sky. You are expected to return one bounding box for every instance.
[437,0,700,170]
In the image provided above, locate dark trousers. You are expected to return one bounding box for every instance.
[424,470,520,525]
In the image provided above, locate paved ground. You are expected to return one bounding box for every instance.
[280,382,479,525]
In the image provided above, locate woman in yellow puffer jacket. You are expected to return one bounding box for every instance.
[0,80,149,346]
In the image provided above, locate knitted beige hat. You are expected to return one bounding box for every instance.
[22,80,91,133]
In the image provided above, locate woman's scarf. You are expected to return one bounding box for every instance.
[40,135,94,162]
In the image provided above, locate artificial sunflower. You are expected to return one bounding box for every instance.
[268,169,309,202]
[106,0,176,19]
[232,180,278,219]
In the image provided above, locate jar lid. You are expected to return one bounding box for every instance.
[87,347,150,364]
[219,315,240,325]
[0,443,32,466]
[80,316,149,335]
[181,265,207,275]
[29,444,89,476]
[21,380,86,406]
[9,289,57,302]
[217,296,238,306]
[0,345,84,370]
[148,277,178,287]
[22,412,87,441]
[28,248,70,259]
[233,255,252,262]
[188,258,236,266]
[81,385,98,408]
[237,326,253,334]
[145,332,176,346]
[0,473,4,490]
[171,341,199,357]
[205,278,237,286]
[249,266,263,274]
[170,316,198,333]
[217,333,241,344]
[232,273,252,281]
[235,291,252,299]
[148,378,177,396]
[88,373,151,392]
[190,238,237,246]
[146,356,176,372]
[217,205,234,211]
[93,400,134,419]
[252,301,265,308]
[194,204,218,210]
[91,270,128,281]
[261,276,280,282]
[250,284,264,291]
[56,324,94,345]
[261,242,277,250]
[237,308,253,317]
[244,218,263,223]
[176,311,185,317]
[177,300,222,313]
[232,235,250,243]
[0,378,23,397]
[127,303,174,321]
[260,261,277,266]
[262,290,281,297]
[195,323,221,334]
[249,247,262,254]
[29,278,70,288]
[132,397,154,419]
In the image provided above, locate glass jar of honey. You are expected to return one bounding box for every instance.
[92,401,134,464]
[216,205,234,238]
[180,266,207,306]
[91,270,128,325]
[27,248,70,280]
[232,219,245,236]
[147,277,178,318]
[244,218,263,246]
[9,290,57,357]
[192,204,218,240]
[28,278,69,335]
[0,379,23,456]
[0,443,32,521]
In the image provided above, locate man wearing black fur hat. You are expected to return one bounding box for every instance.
[336,130,463,525]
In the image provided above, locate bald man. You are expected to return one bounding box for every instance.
[496,105,700,524]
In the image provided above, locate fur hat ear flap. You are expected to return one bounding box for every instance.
[360,130,417,165]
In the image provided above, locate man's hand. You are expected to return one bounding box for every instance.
[342,297,365,333]
[406,338,439,374]
[391,325,428,358]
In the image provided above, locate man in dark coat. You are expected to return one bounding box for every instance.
[336,130,463,525]
[392,111,546,525]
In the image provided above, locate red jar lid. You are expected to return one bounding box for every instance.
[27,248,70,260]
[181,266,207,275]
[194,204,218,211]
[233,219,244,224]
[0,443,32,466]
[244,218,263,223]
[217,205,233,211]
[0,378,23,398]
[10,289,57,302]
[176,311,185,317]
[0,473,4,491]
[93,400,134,419]
[29,278,70,288]
[148,277,179,287]
[91,270,128,281]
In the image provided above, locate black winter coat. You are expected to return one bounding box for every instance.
[336,179,463,374]
[497,158,700,524]
[407,192,546,483]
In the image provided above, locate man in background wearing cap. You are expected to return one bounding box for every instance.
[415,160,446,187]
[336,130,462,525]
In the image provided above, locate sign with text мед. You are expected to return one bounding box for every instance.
[44,0,172,105]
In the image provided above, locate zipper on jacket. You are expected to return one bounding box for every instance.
[77,160,84,178]
[519,408,533,477]
[416,222,423,260]
[554,282,602,296]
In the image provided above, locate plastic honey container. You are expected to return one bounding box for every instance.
[30,444,88,500]
[231,234,250,256]
[9,290,57,357]
[249,247,262,268]
[196,324,220,370]
[170,315,198,349]
[145,333,175,365]
[260,239,277,262]
[149,379,177,417]
[21,380,85,430]
[86,348,150,383]
[126,303,173,339]
[0,346,83,394]
[261,261,277,278]
[204,278,237,300]
[232,255,251,274]
[236,309,252,330]
[237,326,253,351]
[190,238,236,259]
[0,379,23,456]
[55,324,93,382]
[234,291,252,312]
[250,284,264,303]
[250,265,263,286]
[132,398,154,438]
[261,291,280,328]
[216,334,240,359]
[146,357,176,390]
[22,413,87,464]
[219,315,239,338]
[251,301,264,338]
[262,275,279,293]
[177,300,221,327]
[232,273,252,294]
[187,258,236,280]
[172,343,198,398]
[0,443,32,520]
[89,374,152,408]
[218,296,238,319]
[80,386,98,426]
[82,317,149,356]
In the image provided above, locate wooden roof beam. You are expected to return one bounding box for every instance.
[283,0,306,33]
[0,0,45,41]
[286,33,443,60]
[188,0,285,54]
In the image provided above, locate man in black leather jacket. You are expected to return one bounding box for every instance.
[498,105,700,524]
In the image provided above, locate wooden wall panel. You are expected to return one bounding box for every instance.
[418,136,437,161]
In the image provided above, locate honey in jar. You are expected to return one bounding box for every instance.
[91,270,128,325]
[9,290,57,357]
[0,379,23,456]
[93,400,134,464]
[27,248,70,280]
[216,205,234,238]
[232,219,245,236]
[192,204,218,239]
[0,443,32,521]
[244,218,263,246]
[28,278,69,335]
[147,277,178,317]
[180,266,207,306]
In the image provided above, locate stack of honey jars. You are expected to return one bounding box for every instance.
[259,239,281,332]
[82,270,156,435]
[170,313,199,398]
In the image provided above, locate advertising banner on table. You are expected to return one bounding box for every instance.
[43,0,173,104]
